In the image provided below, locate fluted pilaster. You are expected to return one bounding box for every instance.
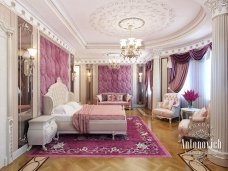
[207,12,228,167]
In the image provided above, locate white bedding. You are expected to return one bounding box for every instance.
[51,106,82,122]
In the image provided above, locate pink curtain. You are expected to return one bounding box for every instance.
[98,65,132,94]
[168,63,189,92]
[169,43,211,83]
[168,43,211,93]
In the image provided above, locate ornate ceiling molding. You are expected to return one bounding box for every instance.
[0,0,75,53]
[89,0,175,37]
[204,0,228,18]
[46,0,87,48]
[145,7,207,48]
[159,37,212,57]
[74,58,145,65]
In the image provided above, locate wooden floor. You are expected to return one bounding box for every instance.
[1,109,227,171]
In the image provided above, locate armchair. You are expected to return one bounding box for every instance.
[152,93,180,124]
[178,107,210,142]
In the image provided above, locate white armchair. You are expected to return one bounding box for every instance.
[178,107,210,142]
[152,93,180,124]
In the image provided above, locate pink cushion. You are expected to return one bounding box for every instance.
[112,94,117,101]
[116,94,123,101]
[99,101,129,105]
[107,95,112,101]
[152,108,174,118]
[178,119,190,137]
[193,107,207,118]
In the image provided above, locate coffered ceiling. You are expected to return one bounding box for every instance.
[14,0,212,63]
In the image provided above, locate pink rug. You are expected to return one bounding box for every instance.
[28,116,171,158]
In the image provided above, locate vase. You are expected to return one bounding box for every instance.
[188,101,193,108]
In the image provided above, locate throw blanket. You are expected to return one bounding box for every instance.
[72,105,92,133]
[72,105,125,133]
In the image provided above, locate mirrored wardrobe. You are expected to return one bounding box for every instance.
[17,17,33,148]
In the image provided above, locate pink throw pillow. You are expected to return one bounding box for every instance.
[112,94,117,101]
[193,107,207,118]
[117,95,123,101]
[107,95,112,101]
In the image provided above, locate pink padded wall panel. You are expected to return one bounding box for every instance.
[98,65,132,94]
[40,35,69,97]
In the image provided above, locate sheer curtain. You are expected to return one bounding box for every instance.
[180,50,211,108]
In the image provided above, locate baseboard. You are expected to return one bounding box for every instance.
[12,144,28,161]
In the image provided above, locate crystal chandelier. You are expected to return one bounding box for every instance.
[119,18,144,59]
[107,53,121,69]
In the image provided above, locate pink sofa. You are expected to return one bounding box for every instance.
[96,92,132,109]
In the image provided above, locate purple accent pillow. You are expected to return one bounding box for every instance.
[123,94,127,101]
[102,94,107,101]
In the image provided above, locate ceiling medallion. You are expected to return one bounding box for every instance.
[118,17,145,30]
[89,0,175,37]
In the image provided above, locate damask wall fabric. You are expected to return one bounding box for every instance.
[98,65,132,94]
[40,35,69,99]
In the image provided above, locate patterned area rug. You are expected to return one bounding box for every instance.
[18,157,48,171]
[179,149,210,171]
[28,116,171,158]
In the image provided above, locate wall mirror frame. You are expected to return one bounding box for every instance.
[17,17,34,148]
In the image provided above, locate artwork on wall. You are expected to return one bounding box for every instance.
[40,36,69,109]
[98,65,132,94]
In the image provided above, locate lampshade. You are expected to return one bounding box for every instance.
[22,50,30,59]
[27,48,37,57]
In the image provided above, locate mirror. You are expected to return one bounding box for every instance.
[18,17,33,148]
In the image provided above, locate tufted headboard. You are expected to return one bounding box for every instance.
[43,78,76,115]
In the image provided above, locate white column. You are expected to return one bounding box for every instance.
[152,57,161,110]
[205,0,228,167]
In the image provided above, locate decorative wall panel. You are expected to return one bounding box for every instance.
[98,65,132,94]
[40,36,69,107]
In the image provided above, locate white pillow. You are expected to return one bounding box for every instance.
[66,101,80,110]
[126,94,132,101]
[52,104,74,115]
[96,94,102,102]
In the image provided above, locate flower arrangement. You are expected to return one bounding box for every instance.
[183,90,199,108]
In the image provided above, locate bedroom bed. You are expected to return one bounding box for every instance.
[42,78,127,139]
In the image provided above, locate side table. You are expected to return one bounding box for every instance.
[27,115,57,151]
[180,108,200,120]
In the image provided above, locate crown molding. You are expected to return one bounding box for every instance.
[0,0,75,53]
[46,0,86,49]
[160,36,212,56]
[145,7,207,48]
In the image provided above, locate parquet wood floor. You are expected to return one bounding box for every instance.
[1,109,227,171]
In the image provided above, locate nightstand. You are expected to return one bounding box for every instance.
[180,108,200,120]
[27,115,57,151]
